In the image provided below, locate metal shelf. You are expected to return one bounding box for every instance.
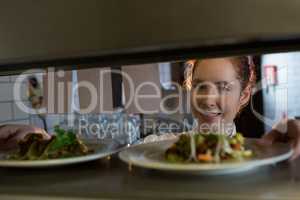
[1,0,300,74]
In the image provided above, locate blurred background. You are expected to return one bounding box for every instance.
[0,52,298,141]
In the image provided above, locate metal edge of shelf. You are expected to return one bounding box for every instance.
[1,35,300,76]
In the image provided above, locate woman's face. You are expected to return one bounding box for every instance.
[191,58,250,127]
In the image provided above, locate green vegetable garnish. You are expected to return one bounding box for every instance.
[9,125,92,160]
[165,132,253,163]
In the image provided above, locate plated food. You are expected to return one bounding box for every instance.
[9,126,93,160]
[165,133,253,163]
[0,126,120,167]
[119,133,292,175]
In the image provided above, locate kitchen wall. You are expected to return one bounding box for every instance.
[122,63,162,114]
[77,67,113,113]
[0,75,31,124]
[262,52,300,132]
[0,60,215,134]
[122,62,190,119]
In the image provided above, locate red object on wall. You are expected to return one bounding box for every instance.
[264,65,278,86]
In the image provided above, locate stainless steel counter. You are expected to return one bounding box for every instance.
[0,155,300,200]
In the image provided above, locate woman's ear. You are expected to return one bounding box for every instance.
[239,85,252,110]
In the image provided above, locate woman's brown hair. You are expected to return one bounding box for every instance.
[184,56,257,92]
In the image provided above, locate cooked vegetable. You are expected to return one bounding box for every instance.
[9,125,92,160]
[165,133,253,163]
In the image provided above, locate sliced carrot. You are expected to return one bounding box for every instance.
[197,153,213,162]
[232,143,241,150]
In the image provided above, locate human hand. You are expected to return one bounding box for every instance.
[0,124,50,150]
[260,118,300,160]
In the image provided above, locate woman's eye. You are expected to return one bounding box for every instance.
[217,83,231,93]
[193,84,209,92]
[192,82,232,94]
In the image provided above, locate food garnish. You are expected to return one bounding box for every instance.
[9,126,93,160]
[165,133,252,163]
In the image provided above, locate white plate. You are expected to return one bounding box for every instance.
[119,138,293,175]
[0,139,120,168]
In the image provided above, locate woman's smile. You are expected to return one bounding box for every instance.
[199,109,223,123]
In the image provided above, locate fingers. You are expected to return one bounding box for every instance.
[262,128,300,161]
[285,120,300,160]
[260,129,283,145]
[0,125,50,150]
[259,117,290,146]
[0,139,18,150]
[289,125,300,161]
[290,144,300,161]
[0,125,20,140]
[13,126,51,141]
[0,137,21,150]
[0,124,49,139]
[272,117,288,134]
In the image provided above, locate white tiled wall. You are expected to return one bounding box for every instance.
[0,75,30,124]
[0,102,13,122]
[0,76,10,82]
[262,52,300,131]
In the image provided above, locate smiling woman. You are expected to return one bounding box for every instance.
[182,56,300,160]
[185,57,255,135]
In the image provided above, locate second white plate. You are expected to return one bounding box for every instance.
[119,138,293,175]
